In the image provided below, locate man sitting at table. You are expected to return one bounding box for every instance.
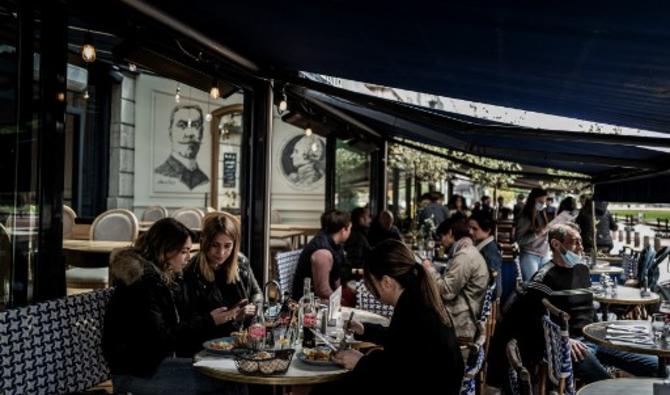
[487,223,657,389]
[423,216,489,341]
[292,209,351,301]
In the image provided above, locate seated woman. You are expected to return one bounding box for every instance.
[324,240,464,394]
[179,211,261,347]
[102,218,247,395]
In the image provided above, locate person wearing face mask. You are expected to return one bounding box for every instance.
[178,211,261,353]
[485,223,657,390]
[515,187,551,281]
[103,218,248,395]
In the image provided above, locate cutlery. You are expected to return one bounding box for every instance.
[309,328,339,352]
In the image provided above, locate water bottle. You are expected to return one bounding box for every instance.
[248,301,266,350]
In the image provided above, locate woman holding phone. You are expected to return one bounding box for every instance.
[103,218,246,394]
[178,211,262,347]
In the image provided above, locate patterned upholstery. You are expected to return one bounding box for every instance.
[460,343,485,395]
[276,249,302,296]
[90,209,138,242]
[0,289,114,394]
[355,281,394,318]
[480,278,496,323]
[542,309,575,395]
[507,338,533,395]
[0,224,10,307]
[171,208,204,229]
[62,205,77,239]
[622,250,639,280]
[141,205,168,222]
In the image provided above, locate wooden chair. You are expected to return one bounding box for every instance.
[141,205,168,222]
[540,298,575,395]
[507,338,534,395]
[62,205,77,239]
[171,207,205,229]
[460,322,487,395]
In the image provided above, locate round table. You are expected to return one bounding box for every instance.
[590,265,624,276]
[194,307,389,387]
[582,320,670,358]
[593,285,659,306]
[577,378,665,395]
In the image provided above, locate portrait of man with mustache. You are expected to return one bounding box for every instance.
[154,104,209,190]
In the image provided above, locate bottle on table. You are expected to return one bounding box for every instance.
[248,301,266,350]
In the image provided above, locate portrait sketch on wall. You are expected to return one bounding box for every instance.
[152,91,211,193]
[280,134,326,191]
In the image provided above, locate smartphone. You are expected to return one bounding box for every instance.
[232,299,249,309]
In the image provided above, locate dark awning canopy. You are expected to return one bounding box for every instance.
[140,1,670,134]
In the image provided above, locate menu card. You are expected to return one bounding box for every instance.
[329,286,342,324]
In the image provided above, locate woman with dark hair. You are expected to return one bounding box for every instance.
[103,218,247,394]
[178,212,262,352]
[558,196,578,216]
[516,187,550,281]
[447,194,469,218]
[329,240,464,394]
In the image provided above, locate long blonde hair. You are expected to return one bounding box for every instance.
[197,211,241,283]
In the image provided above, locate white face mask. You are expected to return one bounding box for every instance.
[559,246,582,267]
[535,202,545,212]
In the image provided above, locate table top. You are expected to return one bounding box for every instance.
[577,378,664,395]
[270,224,321,234]
[583,320,670,357]
[270,230,305,238]
[194,307,387,385]
[63,239,200,253]
[590,265,624,275]
[592,285,660,305]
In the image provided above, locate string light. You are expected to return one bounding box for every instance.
[128,63,137,72]
[175,84,181,103]
[83,90,89,100]
[205,113,212,122]
[304,126,313,136]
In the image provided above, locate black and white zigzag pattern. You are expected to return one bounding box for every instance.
[0,288,114,394]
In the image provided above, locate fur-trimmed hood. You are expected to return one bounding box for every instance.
[109,248,160,287]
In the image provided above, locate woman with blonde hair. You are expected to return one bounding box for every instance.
[179,211,261,347]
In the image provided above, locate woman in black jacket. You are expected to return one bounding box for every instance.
[103,218,246,395]
[325,239,464,394]
[178,211,261,348]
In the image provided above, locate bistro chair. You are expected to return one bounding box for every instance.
[355,280,394,318]
[540,298,575,395]
[507,338,534,395]
[270,209,282,224]
[62,204,77,239]
[171,207,205,229]
[480,271,500,391]
[89,209,139,241]
[141,205,168,222]
[276,249,302,296]
[460,322,487,395]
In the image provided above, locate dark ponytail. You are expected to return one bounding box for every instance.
[364,240,452,327]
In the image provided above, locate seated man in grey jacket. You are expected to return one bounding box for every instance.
[423,217,489,341]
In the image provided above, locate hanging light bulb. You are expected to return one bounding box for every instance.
[81,32,96,63]
[128,63,137,72]
[205,113,212,122]
[304,126,313,136]
[83,90,90,100]
[175,85,181,103]
[311,142,319,152]
[210,79,220,99]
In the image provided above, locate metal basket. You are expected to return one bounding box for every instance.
[232,348,295,375]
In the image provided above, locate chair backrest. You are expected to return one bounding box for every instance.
[507,338,534,395]
[541,298,575,395]
[62,205,77,239]
[90,209,139,241]
[0,288,114,394]
[270,210,281,224]
[141,205,168,222]
[355,281,394,318]
[0,223,10,307]
[622,249,639,281]
[171,207,205,229]
[276,249,302,296]
[4,213,38,229]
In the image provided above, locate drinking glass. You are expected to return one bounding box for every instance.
[652,313,666,342]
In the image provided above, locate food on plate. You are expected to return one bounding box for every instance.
[302,347,332,361]
[253,351,273,360]
[231,330,249,347]
[209,340,233,351]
